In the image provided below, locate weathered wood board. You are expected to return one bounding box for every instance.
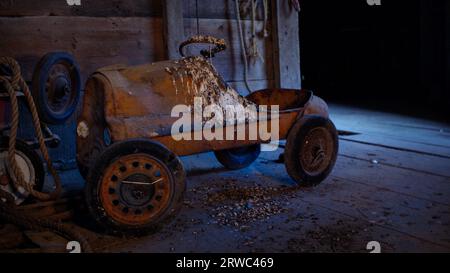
[184,18,274,88]
[0,16,165,83]
[271,0,301,89]
[330,104,450,157]
[228,79,274,95]
[339,139,450,178]
[163,0,184,60]
[183,0,271,20]
[0,15,164,169]
[1,9,275,91]
[258,148,450,250]
[0,0,162,17]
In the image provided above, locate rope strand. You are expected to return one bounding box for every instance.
[0,56,91,253]
[0,57,62,201]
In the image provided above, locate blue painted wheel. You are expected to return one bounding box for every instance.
[214,144,261,170]
[32,52,81,124]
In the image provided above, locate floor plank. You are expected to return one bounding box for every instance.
[339,139,450,178]
[330,104,450,157]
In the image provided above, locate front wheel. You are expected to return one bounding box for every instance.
[284,116,338,186]
[214,144,261,170]
[85,139,186,235]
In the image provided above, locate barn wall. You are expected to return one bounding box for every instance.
[183,0,275,93]
[0,0,165,83]
[0,0,282,169]
[0,0,276,95]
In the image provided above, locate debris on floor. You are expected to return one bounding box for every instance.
[201,181,299,228]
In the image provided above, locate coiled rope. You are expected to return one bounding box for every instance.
[0,56,61,201]
[0,57,91,252]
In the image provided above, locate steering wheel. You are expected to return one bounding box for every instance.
[179,35,227,59]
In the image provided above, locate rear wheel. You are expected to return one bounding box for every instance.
[214,144,261,170]
[85,139,186,234]
[284,116,338,186]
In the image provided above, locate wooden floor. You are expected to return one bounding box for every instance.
[47,103,450,253]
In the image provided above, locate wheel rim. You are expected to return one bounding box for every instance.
[44,62,77,115]
[99,153,173,226]
[299,127,334,176]
[0,149,36,204]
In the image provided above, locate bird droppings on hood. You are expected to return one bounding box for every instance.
[165,57,256,112]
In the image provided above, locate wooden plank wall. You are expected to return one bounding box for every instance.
[271,0,301,89]
[0,0,165,83]
[183,0,275,94]
[0,0,278,92]
[0,0,298,169]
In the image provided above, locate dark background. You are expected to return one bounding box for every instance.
[300,0,450,121]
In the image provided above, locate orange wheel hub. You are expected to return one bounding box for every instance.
[99,153,173,226]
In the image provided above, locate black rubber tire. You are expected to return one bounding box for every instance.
[0,137,45,196]
[284,116,338,187]
[32,52,81,124]
[214,144,261,170]
[85,139,186,235]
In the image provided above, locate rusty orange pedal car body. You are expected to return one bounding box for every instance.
[76,36,338,234]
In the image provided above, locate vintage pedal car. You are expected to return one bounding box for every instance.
[76,36,338,234]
